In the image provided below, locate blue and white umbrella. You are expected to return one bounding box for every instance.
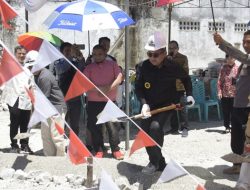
[44,0,135,31]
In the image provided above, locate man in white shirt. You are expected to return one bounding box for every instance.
[2,46,33,154]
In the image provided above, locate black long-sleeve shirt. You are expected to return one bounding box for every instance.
[135,58,192,109]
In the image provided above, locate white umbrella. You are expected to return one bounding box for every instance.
[43,0,135,31]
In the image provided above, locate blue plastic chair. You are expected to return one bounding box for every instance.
[210,78,218,100]
[186,78,202,122]
[129,83,141,115]
[210,78,222,118]
[193,79,221,122]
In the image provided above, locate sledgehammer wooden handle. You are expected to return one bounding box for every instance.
[132,104,179,120]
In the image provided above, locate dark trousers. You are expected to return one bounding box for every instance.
[170,92,189,130]
[87,101,120,152]
[231,107,250,155]
[142,110,173,168]
[66,99,81,136]
[221,97,234,129]
[8,99,31,148]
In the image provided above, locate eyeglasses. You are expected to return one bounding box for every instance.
[147,51,164,58]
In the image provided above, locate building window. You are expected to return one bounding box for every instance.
[179,21,200,31]
[208,22,225,32]
[235,23,248,32]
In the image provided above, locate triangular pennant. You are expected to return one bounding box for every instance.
[0,49,23,86]
[96,100,127,124]
[55,122,64,135]
[196,184,206,190]
[25,87,35,104]
[129,130,156,156]
[31,40,63,72]
[157,0,182,6]
[99,170,119,190]
[28,88,58,128]
[68,129,91,165]
[0,0,18,29]
[157,159,187,183]
[22,0,47,12]
[64,70,94,101]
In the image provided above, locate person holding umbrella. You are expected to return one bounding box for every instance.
[135,32,194,174]
[213,31,250,175]
[55,42,83,136]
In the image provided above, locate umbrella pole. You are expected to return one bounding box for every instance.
[125,0,130,150]
[88,30,91,55]
[209,0,217,32]
[25,10,29,32]
[168,4,172,45]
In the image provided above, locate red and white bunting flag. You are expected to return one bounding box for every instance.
[157,159,187,183]
[96,100,127,124]
[55,122,64,135]
[157,0,182,6]
[0,0,18,29]
[31,40,63,73]
[0,49,23,86]
[64,70,94,101]
[28,88,58,128]
[25,87,35,104]
[196,184,206,190]
[22,0,47,12]
[68,129,91,165]
[129,130,156,156]
[99,170,119,190]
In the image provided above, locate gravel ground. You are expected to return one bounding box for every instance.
[0,110,239,190]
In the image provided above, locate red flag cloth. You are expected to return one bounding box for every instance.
[64,70,94,101]
[25,87,35,104]
[68,129,91,165]
[0,49,23,86]
[157,0,182,6]
[0,0,18,29]
[129,130,156,156]
[196,184,206,190]
[55,122,64,135]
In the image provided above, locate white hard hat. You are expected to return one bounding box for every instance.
[24,50,39,67]
[145,31,167,51]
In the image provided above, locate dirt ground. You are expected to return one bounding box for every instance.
[0,110,239,190]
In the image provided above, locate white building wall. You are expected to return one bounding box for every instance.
[136,3,250,70]
[1,0,250,71]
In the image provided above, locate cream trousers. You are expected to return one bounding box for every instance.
[41,115,65,156]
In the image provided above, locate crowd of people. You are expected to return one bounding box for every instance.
[0,30,249,188]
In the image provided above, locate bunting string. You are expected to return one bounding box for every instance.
[0,1,206,189]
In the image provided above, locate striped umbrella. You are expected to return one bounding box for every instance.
[18,31,63,51]
[43,0,135,31]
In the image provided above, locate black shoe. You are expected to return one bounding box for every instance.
[181,128,188,137]
[223,127,231,134]
[21,145,34,154]
[10,145,20,153]
[165,128,179,135]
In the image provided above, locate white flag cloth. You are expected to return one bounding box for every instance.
[99,170,119,190]
[96,100,127,124]
[157,159,187,183]
[22,0,47,12]
[31,41,63,73]
[28,88,58,128]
